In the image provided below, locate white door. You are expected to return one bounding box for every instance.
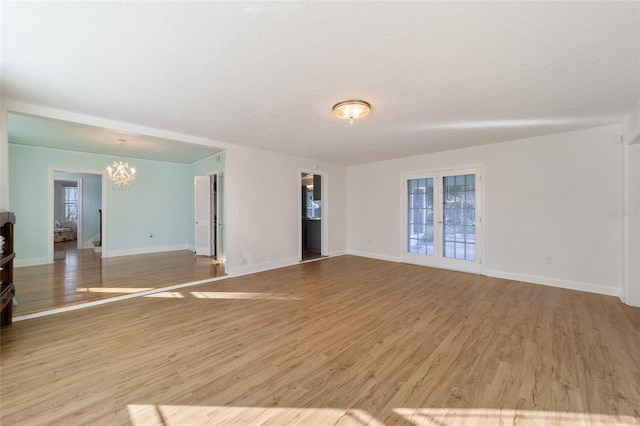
[215,172,225,262]
[194,175,212,256]
[402,167,483,274]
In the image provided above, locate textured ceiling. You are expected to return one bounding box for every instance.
[2,1,639,165]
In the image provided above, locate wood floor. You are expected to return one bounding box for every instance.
[1,255,639,425]
[13,242,225,316]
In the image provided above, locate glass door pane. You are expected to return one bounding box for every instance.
[442,173,475,261]
[407,177,434,256]
[403,168,481,274]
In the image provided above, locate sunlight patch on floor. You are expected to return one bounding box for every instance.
[140,291,301,300]
[189,291,300,300]
[393,408,636,425]
[145,291,185,298]
[76,287,153,293]
[127,405,382,425]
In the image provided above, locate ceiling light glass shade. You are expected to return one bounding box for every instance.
[107,139,136,189]
[332,100,371,123]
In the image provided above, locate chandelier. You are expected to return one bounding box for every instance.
[107,139,136,189]
[332,100,371,124]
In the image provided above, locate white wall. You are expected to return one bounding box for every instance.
[622,98,640,307]
[624,144,640,306]
[224,145,346,275]
[347,124,624,296]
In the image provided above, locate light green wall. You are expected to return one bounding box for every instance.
[9,144,191,261]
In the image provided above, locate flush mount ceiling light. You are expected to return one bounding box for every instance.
[332,100,371,124]
[107,139,136,189]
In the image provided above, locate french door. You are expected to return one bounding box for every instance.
[402,167,483,274]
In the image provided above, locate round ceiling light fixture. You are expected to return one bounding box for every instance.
[332,100,371,124]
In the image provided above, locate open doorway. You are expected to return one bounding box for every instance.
[300,172,325,261]
[194,172,225,264]
[50,170,104,263]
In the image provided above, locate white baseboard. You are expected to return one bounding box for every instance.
[227,251,346,277]
[227,256,300,277]
[346,249,402,263]
[485,269,621,297]
[104,244,189,258]
[15,257,50,267]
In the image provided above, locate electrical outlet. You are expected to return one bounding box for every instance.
[545,256,552,264]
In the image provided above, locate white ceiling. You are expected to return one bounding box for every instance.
[2,1,639,165]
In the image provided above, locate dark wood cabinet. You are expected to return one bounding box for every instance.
[1,211,16,326]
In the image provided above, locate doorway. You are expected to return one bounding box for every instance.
[49,170,104,263]
[194,172,224,263]
[402,167,484,274]
[300,172,325,261]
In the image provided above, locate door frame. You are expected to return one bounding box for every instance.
[298,169,328,261]
[193,170,225,263]
[48,167,107,262]
[210,170,225,263]
[52,176,83,249]
[400,164,485,274]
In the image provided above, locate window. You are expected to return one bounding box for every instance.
[64,186,78,221]
[407,178,434,255]
[403,168,483,274]
[442,174,475,261]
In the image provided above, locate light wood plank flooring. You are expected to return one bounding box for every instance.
[13,243,225,316]
[1,255,639,425]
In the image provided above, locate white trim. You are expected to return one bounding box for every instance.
[228,256,301,277]
[52,175,83,248]
[400,164,485,275]
[14,275,230,322]
[105,244,189,258]
[15,257,50,267]
[77,178,84,248]
[47,168,54,262]
[194,175,213,256]
[228,251,344,277]
[4,100,232,151]
[485,269,621,297]
[621,143,629,305]
[346,249,402,263]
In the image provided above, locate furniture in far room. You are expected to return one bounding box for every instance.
[1,211,16,326]
[54,219,75,242]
